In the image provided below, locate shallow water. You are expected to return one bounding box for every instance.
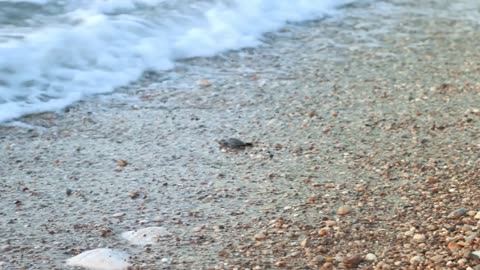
[0,0,355,123]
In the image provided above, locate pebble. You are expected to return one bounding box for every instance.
[448,242,461,252]
[466,232,478,242]
[448,208,467,219]
[0,245,12,252]
[324,220,337,227]
[410,255,424,264]
[365,253,377,261]
[300,238,311,248]
[469,251,480,260]
[474,211,480,220]
[198,79,212,88]
[275,259,286,267]
[112,212,125,218]
[254,233,267,241]
[343,254,362,268]
[413,234,426,242]
[337,205,352,215]
[430,255,443,263]
[318,228,330,236]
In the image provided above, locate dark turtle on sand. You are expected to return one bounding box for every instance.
[218,138,253,150]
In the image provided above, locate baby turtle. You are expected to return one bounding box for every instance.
[218,138,253,150]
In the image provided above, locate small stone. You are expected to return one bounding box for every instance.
[448,208,467,219]
[343,254,362,268]
[469,251,480,260]
[425,176,440,183]
[0,245,12,252]
[198,79,212,88]
[193,226,203,232]
[301,238,311,248]
[448,242,461,252]
[130,191,140,199]
[275,259,286,267]
[112,212,125,218]
[254,233,267,241]
[466,232,478,242]
[318,228,330,236]
[117,160,128,167]
[365,253,377,261]
[474,211,480,220]
[324,220,337,227]
[337,205,352,215]
[410,255,424,264]
[413,234,426,243]
[430,255,444,263]
[310,256,325,264]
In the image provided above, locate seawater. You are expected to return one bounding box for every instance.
[0,0,355,123]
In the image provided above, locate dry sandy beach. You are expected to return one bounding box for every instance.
[1,0,480,269]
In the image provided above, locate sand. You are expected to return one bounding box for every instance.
[1,0,479,269]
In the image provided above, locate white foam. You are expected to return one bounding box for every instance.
[0,0,354,123]
[121,226,170,245]
[66,248,130,270]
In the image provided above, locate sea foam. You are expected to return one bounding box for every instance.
[0,0,354,123]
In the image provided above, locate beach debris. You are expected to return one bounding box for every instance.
[121,227,170,245]
[218,138,253,150]
[198,79,212,88]
[66,248,130,270]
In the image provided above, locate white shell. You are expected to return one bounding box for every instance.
[121,226,170,245]
[66,248,130,270]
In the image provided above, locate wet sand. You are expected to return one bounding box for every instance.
[1,0,480,269]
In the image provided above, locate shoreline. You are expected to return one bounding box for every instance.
[1,0,480,269]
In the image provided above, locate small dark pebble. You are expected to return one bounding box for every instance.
[218,138,253,149]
